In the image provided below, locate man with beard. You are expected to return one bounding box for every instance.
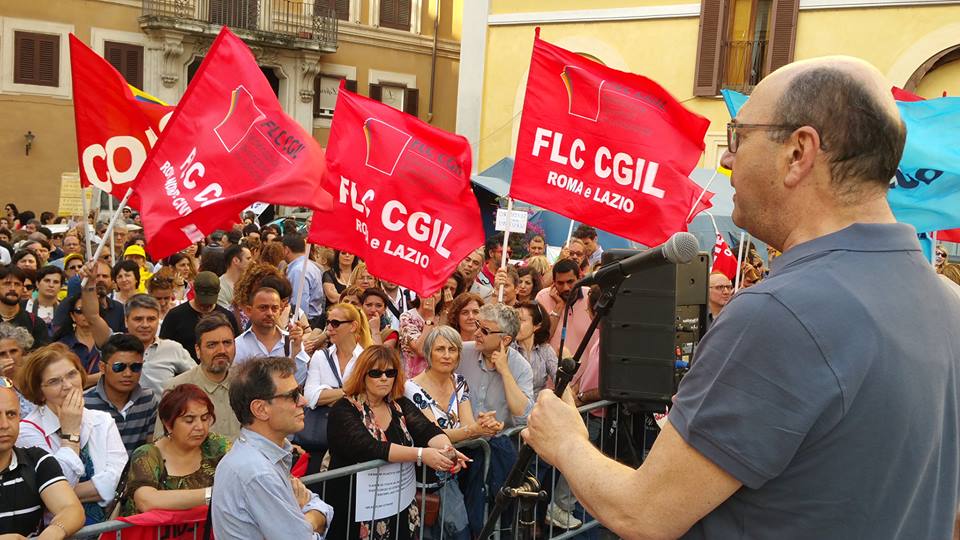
[53,260,126,335]
[83,334,158,454]
[158,313,241,440]
[0,265,48,348]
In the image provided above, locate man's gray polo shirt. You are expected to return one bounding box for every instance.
[458,342,534,429]
[671,223,960,539]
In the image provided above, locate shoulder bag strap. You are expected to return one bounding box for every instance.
[324,348,343,387]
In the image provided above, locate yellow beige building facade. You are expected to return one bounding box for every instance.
[0,0,462,215]
[458,0,960,177]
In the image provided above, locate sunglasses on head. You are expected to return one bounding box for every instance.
[367,368,398,379]
[111,362,144,373]
[327,319,351,329]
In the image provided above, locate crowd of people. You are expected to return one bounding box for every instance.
[0,203,635,539]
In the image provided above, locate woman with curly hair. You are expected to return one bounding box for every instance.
[258,241,286,268]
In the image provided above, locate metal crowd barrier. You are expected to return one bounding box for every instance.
[70,400,633,539]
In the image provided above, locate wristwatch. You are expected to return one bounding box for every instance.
[60,432,80,444]
[204,486,213,505]
[416,447,424,467]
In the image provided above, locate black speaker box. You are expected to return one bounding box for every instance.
[597,249,708,404]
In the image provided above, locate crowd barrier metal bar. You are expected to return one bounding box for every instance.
[70,401,617,539]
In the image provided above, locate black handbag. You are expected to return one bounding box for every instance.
[293,348,341,452]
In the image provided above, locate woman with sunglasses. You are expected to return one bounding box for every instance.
[399,289,446,378]
[16,343,127,524]
[515,302,558,394]
[326,346,469,540]
[120,384,228,516]
[53,294,102,388]
[304,303,373,411]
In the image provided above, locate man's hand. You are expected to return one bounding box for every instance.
[490,342,511,376]
[304,509,327,533]
[548,286,564,309]
[288,320,305,353]
[290,476,311,508]
[521,389,589,466]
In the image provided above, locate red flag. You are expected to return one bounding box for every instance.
[891,86,925,102]
[307,84,483,297]
[510,31,713,247]
[711,233,738,281]
[98,506,208,540]
[132,28,333,259]
[69,34,174,198]
[938,229,960,243]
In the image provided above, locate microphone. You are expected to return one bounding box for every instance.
[580,231,700,286]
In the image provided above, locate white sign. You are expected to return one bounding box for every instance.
[354,462,416,522]
[244,202,270,217]
[495,209,528,234]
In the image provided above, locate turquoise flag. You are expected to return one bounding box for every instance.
[721,90,960,233]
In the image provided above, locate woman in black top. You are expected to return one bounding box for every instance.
[325,346,468,540]
[322,250,359,305]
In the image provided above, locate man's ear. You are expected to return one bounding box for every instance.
[250,398,270,422]
[783,126,821,188]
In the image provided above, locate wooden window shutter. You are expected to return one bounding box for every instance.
[380,0,411,30]
[337,0,350,20]
[369,83,383,101]
[104,41,144,89]
[764,0,799,76]
[692,0,726,97]
[14,32,60,87]
[404,88,419,117]
[345,79,358,93]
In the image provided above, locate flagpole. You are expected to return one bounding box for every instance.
[82,188,133,288]
[498,198,514,303]
[565,218,575,246]
[79,185,92,259]
[931,231,938,266]
[108,194,116,261]
[290,215,313,325]
[687,169,720,222]
[733,231,746,291]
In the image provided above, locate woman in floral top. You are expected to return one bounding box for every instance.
[398,289,447,378]
[121,384,229,516]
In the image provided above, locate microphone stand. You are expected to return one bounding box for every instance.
[477,273,626,540]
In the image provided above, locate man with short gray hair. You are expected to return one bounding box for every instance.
[83,284,194,395]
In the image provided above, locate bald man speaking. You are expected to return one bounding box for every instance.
[522,57,960,539]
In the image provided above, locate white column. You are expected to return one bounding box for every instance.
[456,0,490,174]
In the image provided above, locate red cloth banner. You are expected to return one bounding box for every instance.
[133,27,333,259]
[711,233,738,281]
[307,84,483,297]
[98,506,210,540]
[510,31,713,246]
[69,34,174,198]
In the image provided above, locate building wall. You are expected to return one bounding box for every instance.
[471,1,960,172]
[0,0,461,215]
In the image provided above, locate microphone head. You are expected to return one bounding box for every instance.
[663,232,700,264]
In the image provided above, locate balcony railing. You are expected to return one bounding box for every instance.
[141,0,337,51]
[721,39,767,92]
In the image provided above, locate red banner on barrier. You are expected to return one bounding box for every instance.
[98,506,209,540]
[307,84,483,297]
[69,34,174,198]
[132,27,333,259]
[510,31,713,246]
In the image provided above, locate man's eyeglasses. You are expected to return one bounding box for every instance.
[367,368,398,379]
[710,285,735,292]
[267,387,302,403]
[475,321,504,336]
[726,122,799,153]
[327,319,351,329]
[111,362,144,373]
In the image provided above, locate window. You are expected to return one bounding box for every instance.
[104,41,143,89]
[379,0,412,31]
[209,0,259,30]
[693,0,798,96]
[369,82,419,116]
[315,0,351,21]
[14,31,60,87]
[314,75,357,117]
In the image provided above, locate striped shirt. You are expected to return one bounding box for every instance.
[84,381,158,454]
[0,447,67,536]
